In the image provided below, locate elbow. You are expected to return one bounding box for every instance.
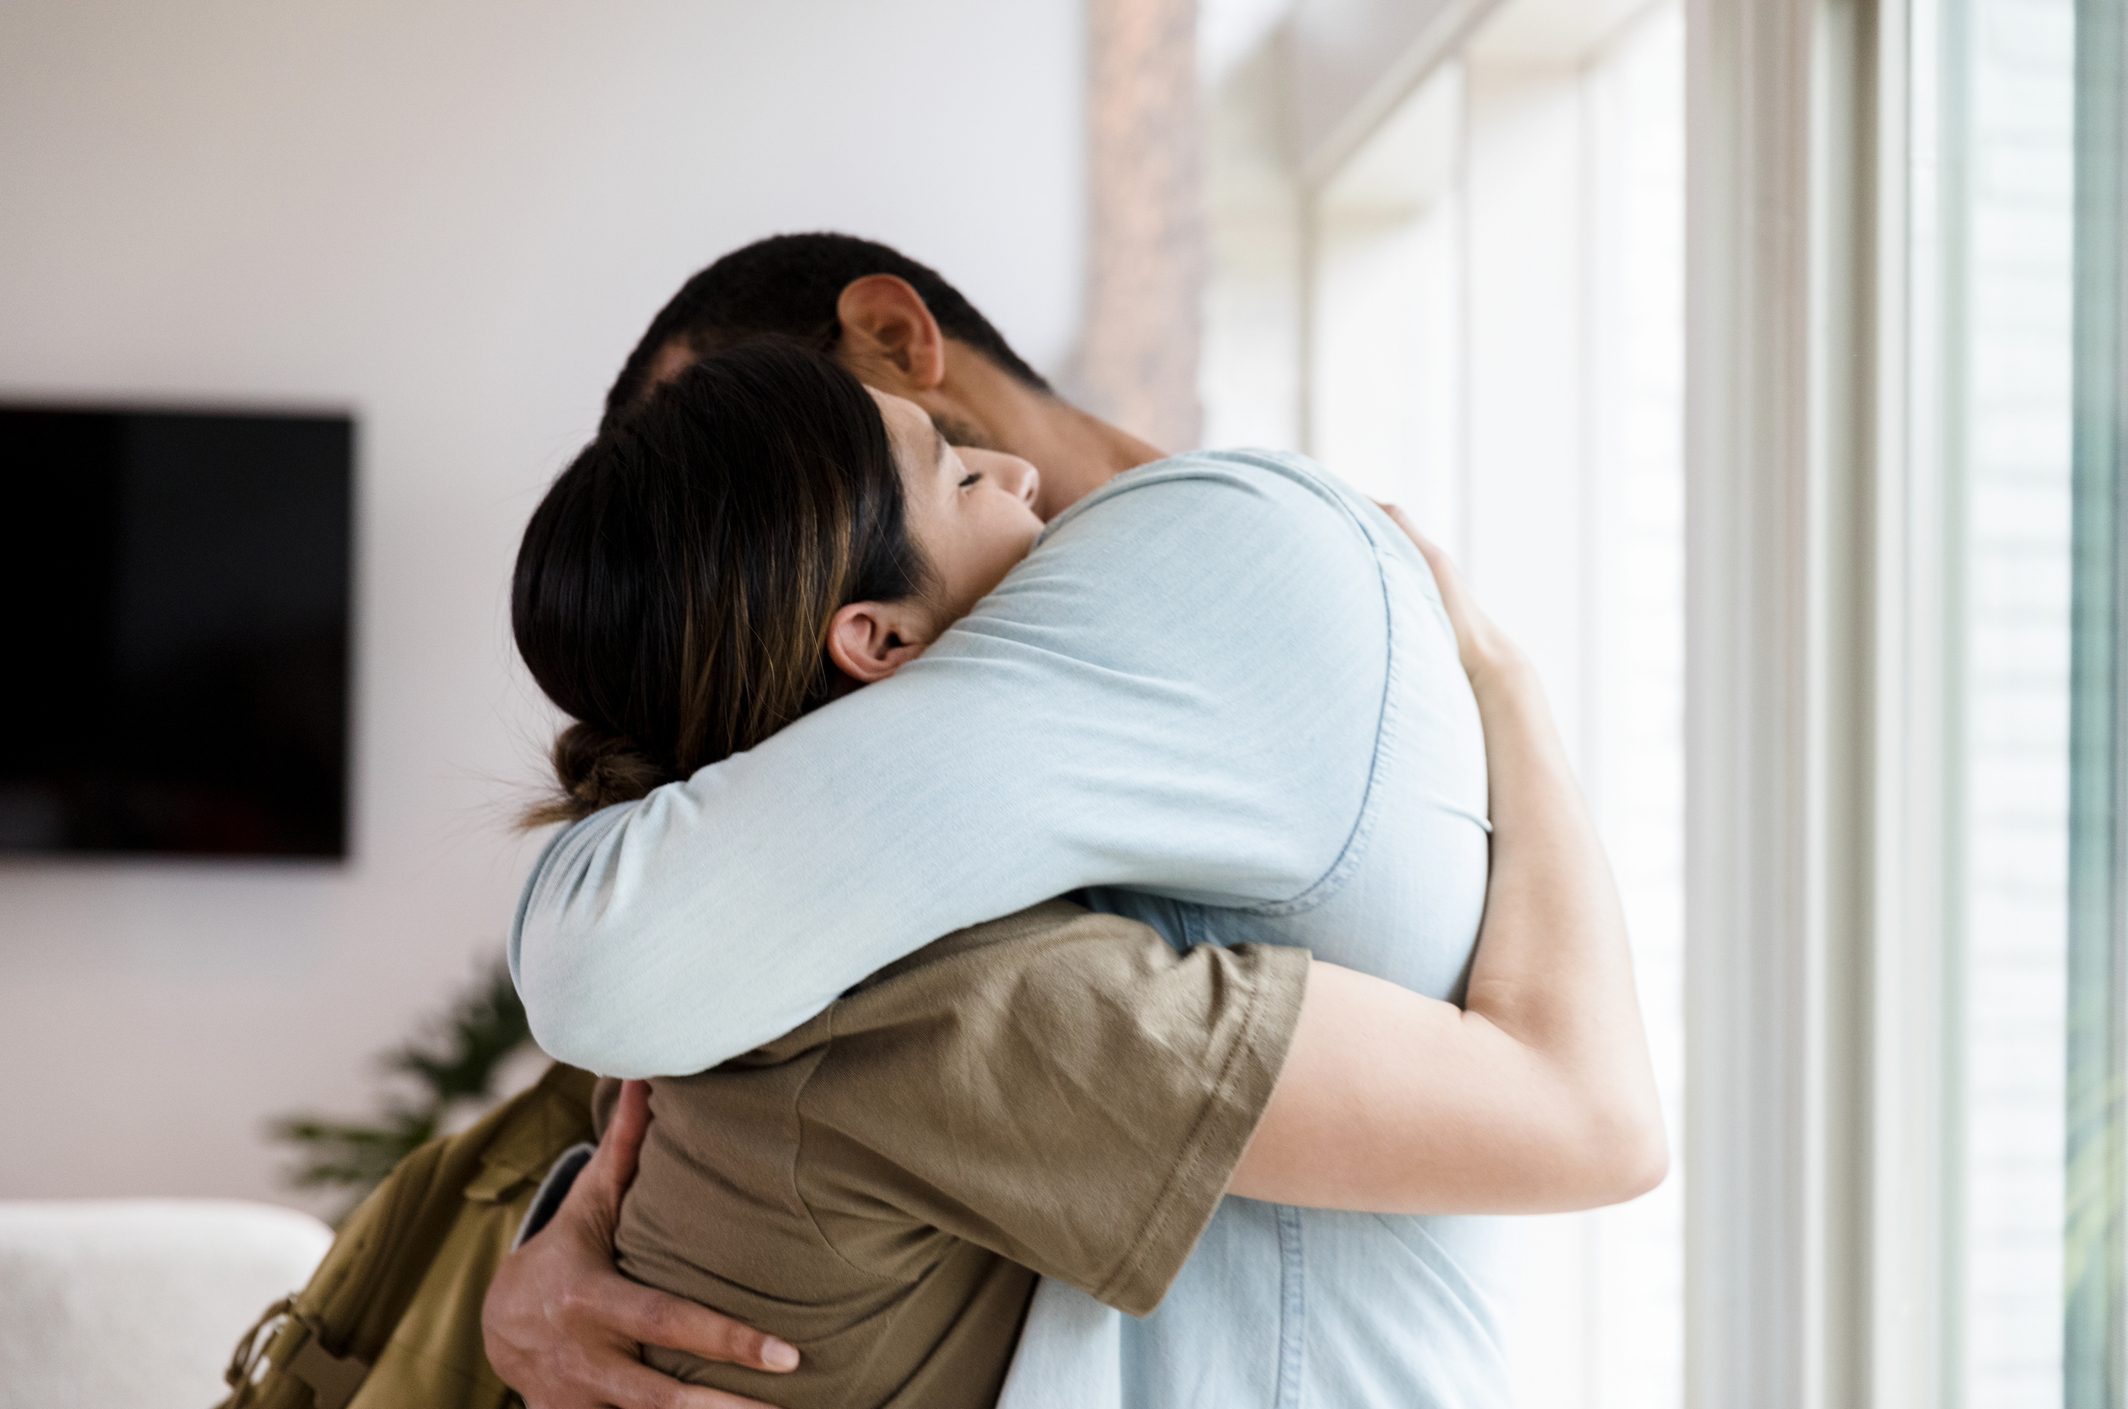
[1527,1057,1669,1210]
[521,992,620,1078]
[1580,1098,1670,1207]
[517,957,622,1076]
[522,981,694,1081]
[516,907,763,1079]
[1608,1116,1671,1203]
[515,914,670,1079]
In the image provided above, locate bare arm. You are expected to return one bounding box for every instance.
[1229,521,1667,1214]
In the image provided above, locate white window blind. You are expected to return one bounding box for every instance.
[1948,0,2077,1402]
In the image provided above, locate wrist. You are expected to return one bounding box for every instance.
[1467,646,1537,703]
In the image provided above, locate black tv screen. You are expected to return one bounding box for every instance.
[0,405,353,858]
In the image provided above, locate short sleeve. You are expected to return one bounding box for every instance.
[793,905,1310,1317]
[510,450,1388,1078]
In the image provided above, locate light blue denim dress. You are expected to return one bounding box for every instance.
[511,449,1508,1408]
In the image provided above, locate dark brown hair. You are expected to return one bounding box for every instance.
[512,339,931,826]
[604,231,1050,425]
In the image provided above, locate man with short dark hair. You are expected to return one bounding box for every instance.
[489,232,1511,1409]
[602,232,1159,517]
[605,233,1053,414]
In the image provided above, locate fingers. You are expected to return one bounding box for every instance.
[1372,500,1416,538]
[613,1284,801,1373]
[1412,536,1464,609]
[1369,499,1459,612]
[581,1079,653,1204]
[1410,533,1452,583]
[1373,501,1445,568]
[608,1079,654,1179]
[1369,501,1518,681]
[1373,501,1452,577]
[595,1356,789,1409]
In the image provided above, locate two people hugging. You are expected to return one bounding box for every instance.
[485,233,1666,1409]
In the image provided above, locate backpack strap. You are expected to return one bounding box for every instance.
[221,1296,291,1395]
[275,1317,369,1409]
[221,1298,369,1409]
[215,1064,597,1409]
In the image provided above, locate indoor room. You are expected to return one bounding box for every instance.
[1,1,2123,1407]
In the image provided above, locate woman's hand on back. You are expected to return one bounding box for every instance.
[1224,504,1667,1216]
[1374,502,1525,692]
[482,1080,799,1409]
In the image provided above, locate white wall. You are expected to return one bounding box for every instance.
[0,0,1086,1210]
[1951,0,2076,1400]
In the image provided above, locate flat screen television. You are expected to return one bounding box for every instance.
[0,404,354,859]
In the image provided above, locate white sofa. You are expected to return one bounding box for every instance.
[0,1199,332,1409]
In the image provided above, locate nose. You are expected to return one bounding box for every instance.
[1008,457,1040,506]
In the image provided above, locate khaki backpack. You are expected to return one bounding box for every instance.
[216,1062,595,1409]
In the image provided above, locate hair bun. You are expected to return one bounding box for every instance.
[525,722,672,828]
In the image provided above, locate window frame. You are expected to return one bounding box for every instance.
[2064,0,2128,1402]
[1274,0,2101,1404]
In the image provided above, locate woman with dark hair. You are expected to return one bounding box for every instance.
[514,339,1043,823]
[507,339,1661,1409]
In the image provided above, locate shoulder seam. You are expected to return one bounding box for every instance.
[1038,449,1346,544]
[1254,489,1402,916]
[1049,452,1396,916]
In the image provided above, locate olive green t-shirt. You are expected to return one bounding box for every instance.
[597,899,1309,1409]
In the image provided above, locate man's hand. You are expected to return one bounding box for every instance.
[482,1079,800,1409]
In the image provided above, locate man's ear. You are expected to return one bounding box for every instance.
[826,599,931,685]
[835,275,948,392]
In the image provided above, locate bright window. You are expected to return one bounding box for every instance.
[1234,3,1690,1404]
[1912,0,2110,1402]
[1202,0,2126,1402]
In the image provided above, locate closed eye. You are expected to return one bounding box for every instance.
[959,471,982,489]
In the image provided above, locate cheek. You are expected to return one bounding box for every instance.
[936,530,997,617]
[981,511,1035,586]
[934,504,1038,618]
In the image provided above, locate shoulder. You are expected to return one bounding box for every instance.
[956,448,1392,681]
[1037,448,1379,559]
